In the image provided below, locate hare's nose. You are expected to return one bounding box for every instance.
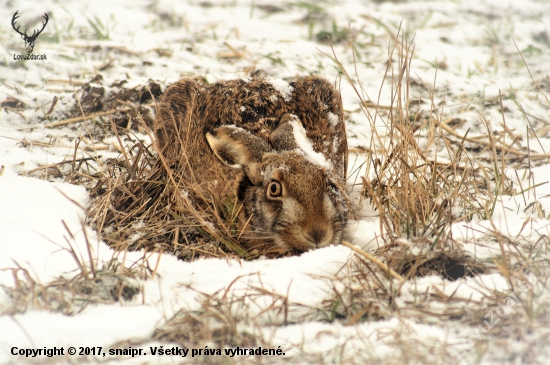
[304,227,328,245]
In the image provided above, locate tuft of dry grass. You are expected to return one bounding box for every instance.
[323,25,550,282]
[0,221,144,316]
[153,283,274,348]
[295,25,550,364]
[143,276,306,364]
[1,262,141,315]
[355,40,496,247]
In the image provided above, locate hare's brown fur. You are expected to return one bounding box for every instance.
[154,76,350,252]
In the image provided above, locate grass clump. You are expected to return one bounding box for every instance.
[0,224,144,316]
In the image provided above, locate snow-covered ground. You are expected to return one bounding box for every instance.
[1,0,550,364]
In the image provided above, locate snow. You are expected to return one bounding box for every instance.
[0,172,90,279]
[1,0,550,363]
[0,305,159,349]
[266,78,294,102]
[327,111,339,127]
[289,114,332,170]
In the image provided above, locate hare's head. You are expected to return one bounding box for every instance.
[206,115,349,252]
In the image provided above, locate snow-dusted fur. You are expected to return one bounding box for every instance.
[154,76,351,252]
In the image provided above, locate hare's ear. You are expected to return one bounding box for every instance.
[206,126,271,184]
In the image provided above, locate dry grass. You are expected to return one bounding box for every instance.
[152,280,288,348]
[0,261,141,316]
[292,26,550,364]
[324,26,550,283]
[355,41,496,245]
[0,221,144,316]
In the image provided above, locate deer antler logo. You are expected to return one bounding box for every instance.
[12,11,49,54]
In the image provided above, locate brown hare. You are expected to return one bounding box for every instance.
[154,76,351,253]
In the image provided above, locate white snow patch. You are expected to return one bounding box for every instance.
[327,111,339,127]
[289,115,332,170]
[267,78,294,102]
[345,220,380,252]
[332,136,340,156]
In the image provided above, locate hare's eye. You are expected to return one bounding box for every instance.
[267,181,282,198]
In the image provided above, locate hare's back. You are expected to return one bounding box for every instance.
[202,77,348,179]
[156,76,348,179]
[201,78,292,131]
